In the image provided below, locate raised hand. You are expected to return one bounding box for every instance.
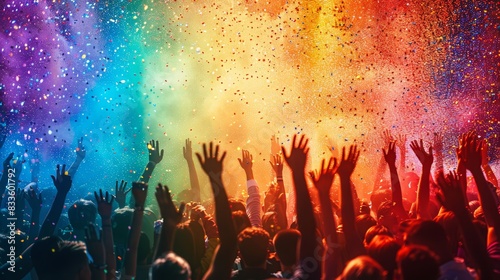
[183,138,194,162]
[51,164,72,195]
[84,223,106,268]
[131,181,148,207]
[155,183,185,226]
[309,157,337,194]
[436,171,467,214]
[337,145,360,178]
[114,180,130,208]
[76,137,86,160]
[148,140,164,164]
[196,142,226,178]
[382,129,394,147]
[480,139,490,167]
[271,135,281,157]
[410,139,433,167]
[25,187,42,213]
[433,133,444,154]
[459,132,482,172]
[396,134,407,150]
[269,153,284,177]
[94,189,115,220]
[383,141,397,167]
[281,134,309,171]
[238,149,253,172]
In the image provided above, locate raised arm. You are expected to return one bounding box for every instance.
[114,180,130,209]
[437,171,494,279]
[270,153,286,213]
[123,182,148,279]
[184,138,201,202]
[461,132,500,245]
[410,139,433,220]
[85,223,107,280]
[337,145,365,260]
[372,130,393,191]
[433,133,444,176]
[68,137,86,178]
[129,140,164,207]
[95,189,117,280]
[383,141,407,219]
[0,165,71,279]
[238,149,262,227]
[310,157,341,279]
[25,187,42,243]
[282,134,322,279]
[140,140,164,183]
[197,142,237,280]
[154,183,185,258]
[396,133,407,174]
[456,134,468,204]
[39,164,72,238]
[481,139,498,188]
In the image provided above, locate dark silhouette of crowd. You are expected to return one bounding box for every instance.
[0,128,499,280]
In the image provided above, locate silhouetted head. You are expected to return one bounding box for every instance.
[238,227,270,268]
[367,235,400,280]
[338,255,386,280]
[273,229,301,267]
[404,220,450,264]
[396,245,439,280]
[68,199,97,231]
[173,222,196,272]
[364,225,393,247]
[232,210,252,234]
[31,236,90,280]
[150,252,191,280]
[355,214,377,241]
[228,198,246,213]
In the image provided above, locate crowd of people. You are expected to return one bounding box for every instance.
[0,129,499,280]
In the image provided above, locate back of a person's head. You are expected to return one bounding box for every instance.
[364,225,393,246]
[68,199,97,231]
[31,236,89,280]
[173,222,196,270]
[355,214,377,241]
[112,207,155,245]
[433,211,459,253]
[370,188,391,213]
[232,210,252,234]
[238,227,270,267]
[262,211,279,239]
[404,220,449,260]
[367,235,400,280]
[150,252,191,280]
[338,256,386,280]
[396,245,440,280]
[229,198,246,213]
[273,229,301,267]
[188,219,206,268]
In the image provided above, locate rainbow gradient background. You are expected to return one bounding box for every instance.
[1,0,499,201]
